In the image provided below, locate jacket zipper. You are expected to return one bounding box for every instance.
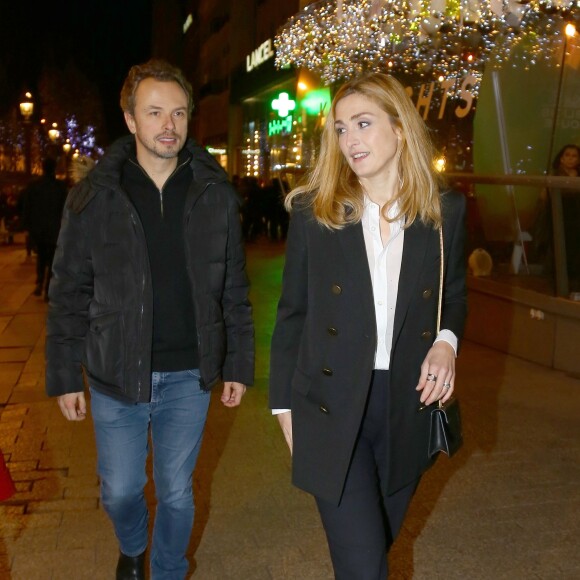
[118,184,149,401]
[128,210,146,400]
[128,158,190,218]
[124,156,194,397]
[184,181,213,388]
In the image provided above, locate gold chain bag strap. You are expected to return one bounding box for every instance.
[427,227,463,458]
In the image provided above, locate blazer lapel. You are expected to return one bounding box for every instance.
[392,221,435,347]
[337,222,375,328]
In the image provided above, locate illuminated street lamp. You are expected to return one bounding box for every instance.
[48,122,60,143]
[45,122,62,174]
[19,92,34,176]
[19,92,34,121]
[62,139,72,181]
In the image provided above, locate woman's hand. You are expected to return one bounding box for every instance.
[277,411,293,454]
[416,341,456,406]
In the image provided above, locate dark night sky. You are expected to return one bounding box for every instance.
[0,1,153,142]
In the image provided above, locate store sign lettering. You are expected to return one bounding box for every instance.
[246,39,274,72]
[408,74,477,121]
[269,115,293,136]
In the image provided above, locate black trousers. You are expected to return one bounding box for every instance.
[34,241,56,292]
[315,370,419,580]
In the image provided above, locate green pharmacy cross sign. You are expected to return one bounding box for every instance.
[269,92,296,136]
[272,92,296,117]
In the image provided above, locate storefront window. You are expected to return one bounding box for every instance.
[240,84,332,184]
[206,146,228,171]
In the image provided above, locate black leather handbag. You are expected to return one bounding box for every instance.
[428,227,463,458]
[428,396,463,457]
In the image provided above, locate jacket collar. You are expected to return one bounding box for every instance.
[392,220,437,348]
[337,222,376,335]
[68,136,228,213]
[337,217,437,357]
[91,136,228,188]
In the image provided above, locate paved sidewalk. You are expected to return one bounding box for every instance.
[0,239,579,579]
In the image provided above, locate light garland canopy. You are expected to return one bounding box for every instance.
[275,0,580,85]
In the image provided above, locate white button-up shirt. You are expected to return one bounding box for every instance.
[362,196,457,370]
[362,196,404,369]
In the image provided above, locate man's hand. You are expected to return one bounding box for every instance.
[221,381,246,407]
[277,411,293,454]
[57,392,87,421]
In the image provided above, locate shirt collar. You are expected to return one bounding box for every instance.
[363,194,403,224]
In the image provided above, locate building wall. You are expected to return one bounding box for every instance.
[465,277,580,376]
[230,0,258,73]
[180,0,300,176]
[151,0,187,66]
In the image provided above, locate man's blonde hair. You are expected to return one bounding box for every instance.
[286,73,444,229]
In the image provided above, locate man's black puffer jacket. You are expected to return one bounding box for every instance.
[45,136,254,402]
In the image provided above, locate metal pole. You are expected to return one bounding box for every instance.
[546,34,569,297]
[491,70,529,274]
[545,34,567,176]
[24,123,32,176]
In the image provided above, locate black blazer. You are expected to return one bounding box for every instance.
[269,191,467,505]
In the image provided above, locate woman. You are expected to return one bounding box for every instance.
[269,73,467,578]
[534,144,580,286]
[553,144,580,177]
[553,144,580,289]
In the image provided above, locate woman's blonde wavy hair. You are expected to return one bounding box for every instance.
[285,73,444,229]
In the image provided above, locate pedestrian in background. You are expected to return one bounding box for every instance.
[532,144,580,289]
[552,144,580,292]
[21,158,68,299]
[269,72,467,578]
[45,59,254,580]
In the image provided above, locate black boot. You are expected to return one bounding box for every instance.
[116,550,146,580]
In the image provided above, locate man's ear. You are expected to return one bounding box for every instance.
[124,111,136,134]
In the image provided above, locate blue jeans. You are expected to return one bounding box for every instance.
[90,369,211,580]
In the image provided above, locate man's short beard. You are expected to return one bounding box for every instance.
[153,147,180,159]
[144,139,182,159]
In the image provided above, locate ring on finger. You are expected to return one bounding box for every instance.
[426,373,437,382]
[442,382,451,390]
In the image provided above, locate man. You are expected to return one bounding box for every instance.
[21,158,68,298]
[45,59,254,580]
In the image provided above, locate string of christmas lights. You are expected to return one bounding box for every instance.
[274,0,580,86]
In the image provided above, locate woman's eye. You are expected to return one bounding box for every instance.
[359,121,369,129]
[336,127,345,135]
